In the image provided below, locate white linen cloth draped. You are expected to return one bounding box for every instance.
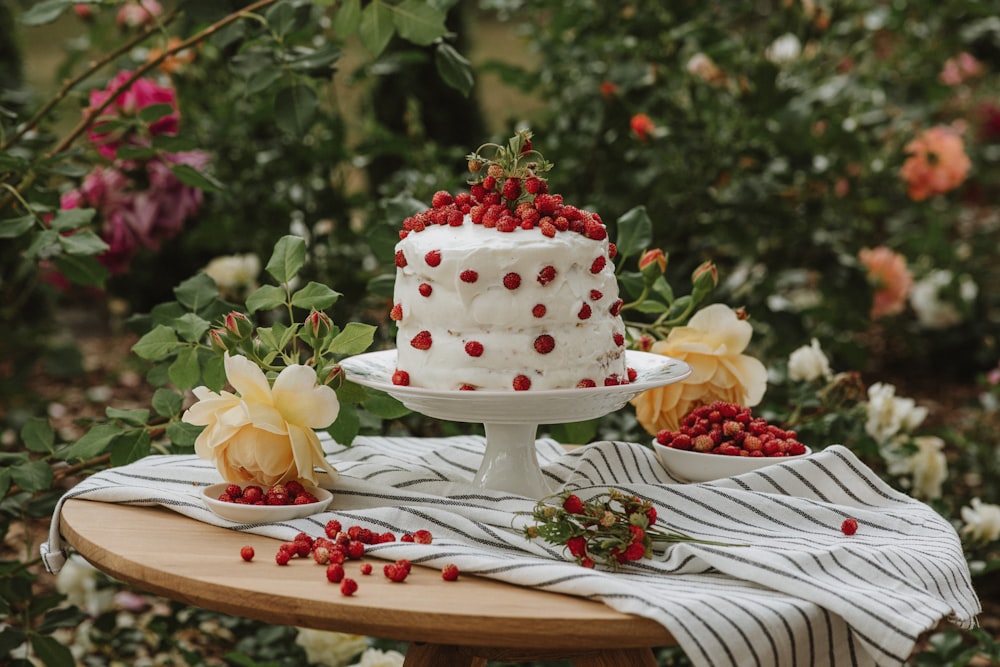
[42,436,980,667]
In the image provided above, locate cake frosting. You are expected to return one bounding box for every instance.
[389,130,631,391]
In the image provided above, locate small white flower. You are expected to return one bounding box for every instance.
[787,338,833,382]
[864,382,927,445]
[202,253,261,296]
[907,435,948,499]
[294,629,368,667]
[349,648,406,667]
[961,498,1000,543]
[766,33,802,64]
[909,269,977,330]
[56,555,115,617]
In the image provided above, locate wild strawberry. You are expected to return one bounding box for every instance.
[325,519,342,538]
[470,183,486,201]
[577,303,592,320]
[608,242,617,258]
[413,530,433,544]
[576,379,596,388]
[610,299,624,316]
[267,485,289,506]
[384,563,409,582]
[497,216,518,232]
[313,546,331,565]
[470,204,486,224]
[525,176,543,194]
[503,272,522,289]
[360,563,373,575]
[395,559,412,574]
[533,193,558,216]
[391,369,410,386]
[418,283,432,297]
[226,484,243,498]
[532,304,547,318]
[447,209,464,226]
[242,485,263,503]
[487,163,504,180]
[346,541,365,560]
[327,548,346,565]
[347,525,363,540]
[590,256,606,274]
[627,367,637,382]
[465,341,484,357]
[431,191,452,208]
[604,374,621,386]
[585,219,607,240]
[339,577,358,596]
[400,533,414,542]
[787,441,807,456]
[841,518,858,536]
[553,216,569,232]
[410,331,432,350]
[394,250,407,268]
[425,250,442,266]
[460,384,476,391]
[482,175,497,191]
[539,220,556,237]
[537,265,556,285]
[590,289,603,301]
[562,494,585,514]
[275,549,291,566]
[240,545,255,562]
[378,532,396,543]
[513,374,532,391]
[692,434,715,452]
[502,177,521,201]
[534,334,555,354]
[441,564,460,581]
[389,303,402,321]
[460,269,478,283]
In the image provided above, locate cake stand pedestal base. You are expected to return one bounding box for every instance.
[472,423,553,498]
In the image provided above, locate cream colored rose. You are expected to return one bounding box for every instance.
[294,629,367,667]
[864,382,927,445]
[787,337,833,382]
[183,353,339,486]
[961,498,1000,543]
[631,304,768,434]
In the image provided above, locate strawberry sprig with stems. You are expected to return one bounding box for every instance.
[521,489,742,570]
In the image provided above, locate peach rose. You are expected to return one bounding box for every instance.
[183,353,339,486]
[858,246,913,319]
[630,304,768,434]
[899,126,971,201]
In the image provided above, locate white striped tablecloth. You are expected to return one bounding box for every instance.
[43,436,980,667]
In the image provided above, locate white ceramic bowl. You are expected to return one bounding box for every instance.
[202,482,332,523]
[653,440,812,483]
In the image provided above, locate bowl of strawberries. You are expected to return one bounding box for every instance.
[652,401,811,483]
[202,480,332,523]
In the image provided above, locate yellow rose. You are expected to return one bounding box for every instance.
[183,353,339,487]
[631,304,767,434]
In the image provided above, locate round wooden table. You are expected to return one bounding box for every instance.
[59,499,675,667]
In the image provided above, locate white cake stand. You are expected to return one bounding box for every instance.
[339,350,691,498]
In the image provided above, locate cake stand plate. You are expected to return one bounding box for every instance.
[339,350,691,498]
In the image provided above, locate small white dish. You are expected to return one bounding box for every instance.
[202,483,332,522]
[653,440,812,483]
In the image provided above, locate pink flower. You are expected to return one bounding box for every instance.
[899,125,971,201]
[86,71,179,159]
[116,0,162,28]
[858,246,913,319]
[938,52,983,86]
[630,114,655,142]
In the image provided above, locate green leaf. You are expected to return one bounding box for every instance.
[614,206,653,261]
[152,134,198,152]
[274,83,317,136]
[21,417,54,453]
[167,421,202,448]
[203,354,226,391]
[634,299,669,314]
[24,228,59,259]
[174,273,219,312]
[152,388,184,418]
[58,229,109,255]
[651,275,674,303]
[335,379,368,403]
[10,460,53,492]
[18,0,75,26]
[56,424,119,461]
[51,254,109,288]
[132,325,180,361]
[169,346,202,391]
[392,0,447,45]
[31,631,76,667]
[246,284,287,313]
[169,163,224,193]
[111,429,151,467]
[291,281,342,310]
[265,235,307,284]
[49,207,96,232]
[106,407,150,427]
[333,0,361,37]
[363,392,410,419]
[366,273,395,299]
[138,102,176,124]
[0,215,35,238]
[328,322,375,355]
[435,43,474,97]
[547,419,599,445]
[618,271,644,300]
[174,313,211,343]
[326,403,359,445]
[37,606,88,634]
[115,145,157,160]
[286,43,342,74]
[359,1,395,55]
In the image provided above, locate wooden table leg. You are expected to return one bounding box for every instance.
[403,643,486,667]
[574,647,659,667]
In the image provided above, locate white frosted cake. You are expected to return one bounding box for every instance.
[389,131,630,391]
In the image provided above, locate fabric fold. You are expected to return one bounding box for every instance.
[42,436,979,667]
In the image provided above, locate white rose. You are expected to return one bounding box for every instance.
[55,555,115,617]
[909,270,976,329]
[787,338,833,382]
[202,253,261,295]
[766,33,802,64]
[961,498,1000,543]
[864,382,927,445]
[907,435,948,499]
[294,629,368,667]
[349,648,406,667]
